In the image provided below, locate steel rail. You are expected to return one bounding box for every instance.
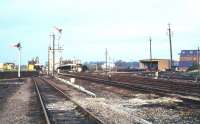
[40,77,104,124]
[33,78,51,124]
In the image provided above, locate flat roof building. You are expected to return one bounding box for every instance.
[139,59,170,71]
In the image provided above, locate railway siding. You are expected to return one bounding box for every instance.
[57,74,200,124]
[34,77,103,124]
[41,76,153,124]
[58,73,200,102]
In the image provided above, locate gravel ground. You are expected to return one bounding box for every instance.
[0,78,45,124]
[53,76,146,123]
[56,76,200,124]
[0,80,21,112]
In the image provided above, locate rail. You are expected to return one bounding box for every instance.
[33,78,51,124]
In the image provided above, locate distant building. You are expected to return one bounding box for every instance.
[3,63,15,71]
[179,50,200,71]
[28,57,42,71]
[28,64,35,71]
[0,63,3,71]
[139,59,170,71]
[58,63,82,73]
[62,59,81,65]
[57,59,82,72]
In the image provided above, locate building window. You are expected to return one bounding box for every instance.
[190,50,193,54]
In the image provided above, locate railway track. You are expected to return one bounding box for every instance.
[58,73,200,102]
[75,73,200,95]
[111,75,200,96]
[33,77,103,124]
[79,72,199,87]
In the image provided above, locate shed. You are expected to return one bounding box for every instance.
[139,59,170,71]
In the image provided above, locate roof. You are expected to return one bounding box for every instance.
[180,50,199,56]
[140,59,170,62]
[59,63,82,67]
[4,63,15,65]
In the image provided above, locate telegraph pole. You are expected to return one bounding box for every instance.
[149,37,152,71]
[48,46,50,75]
[52,33,55,77]
[168,23,173,70]
[197,46,200,82]
[49,33,63,77]
[105,48,108,75]
[48,27,63,77]
[149,37,152,61]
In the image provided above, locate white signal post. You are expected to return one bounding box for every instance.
[48,26,63,77]
[12,43,21,78]
[18,45,21,78]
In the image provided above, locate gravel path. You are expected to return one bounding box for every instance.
[0,78,45,124]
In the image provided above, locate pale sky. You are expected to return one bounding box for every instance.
[0,0,200,64]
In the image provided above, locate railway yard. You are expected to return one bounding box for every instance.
[0,72,199,124]
[2,0,200,123]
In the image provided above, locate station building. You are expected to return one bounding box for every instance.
[57,59,82,73]
[139,59,170,71]
[179,50,200,71]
